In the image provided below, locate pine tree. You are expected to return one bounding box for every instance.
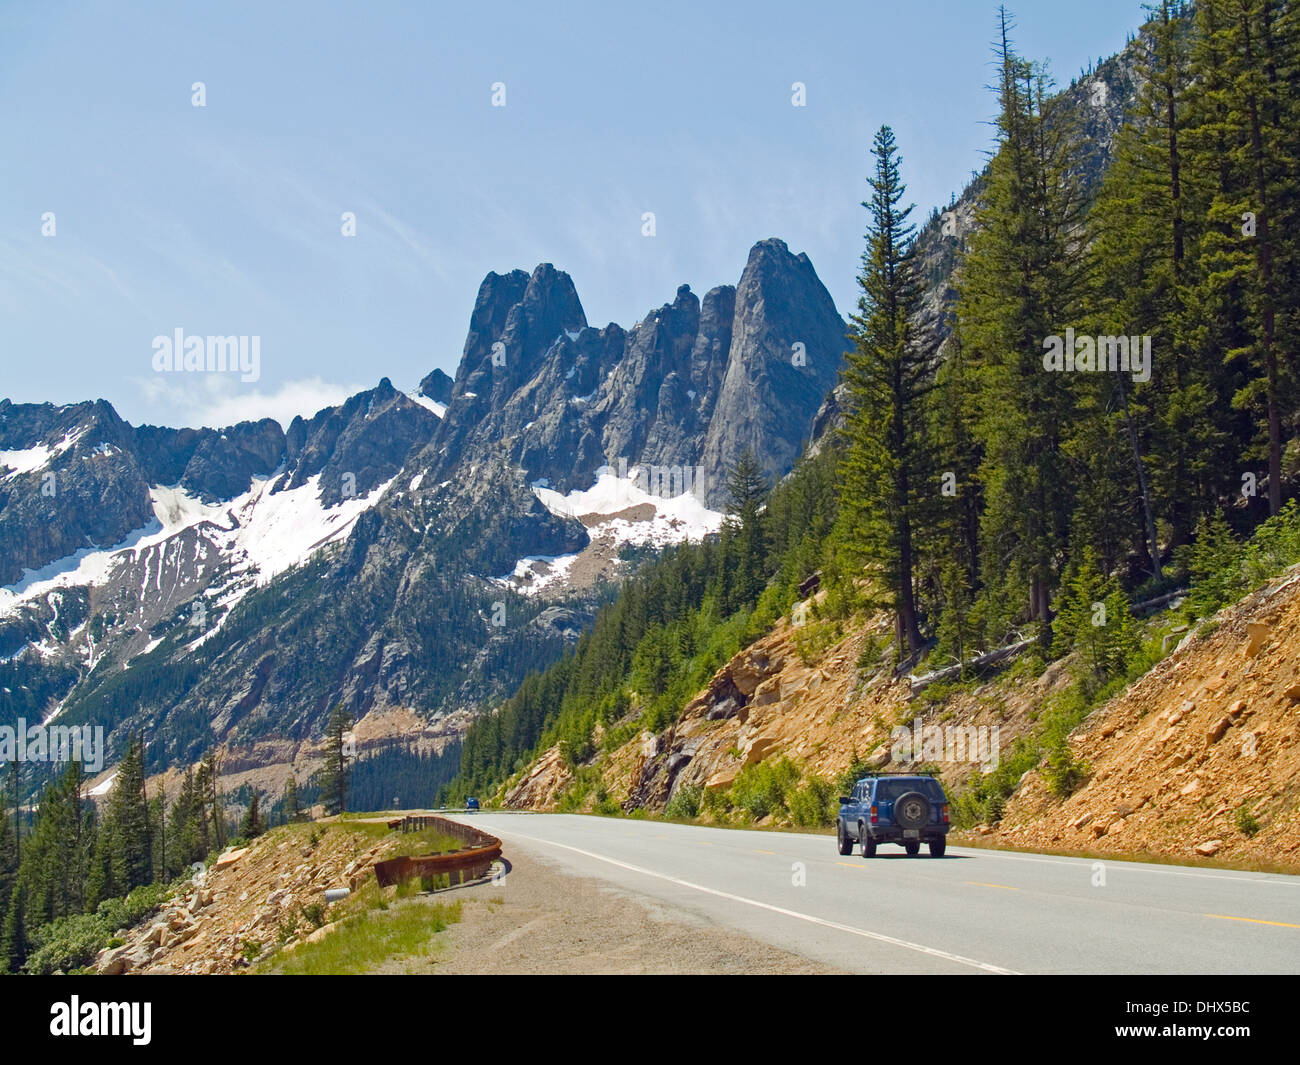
[0,779,16,932]
[1185,0,1298,515]
[1,881,26,974]
[167,766,208,873]
[239,789,265,839]
[1052,547,1140,680]
[958,8,1090,648]
[283,774,302,824]
[149,792,167,883]
[934,558,975,675]
[1085,1,1201,571]
[198,748,226,849]
[20,760,91,926]
[721,449,769,610]
[318,705,353,816]
[96,733,153,893]
[837,124,935,658]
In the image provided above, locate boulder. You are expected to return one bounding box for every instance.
[704,769,738,791]
[1195,840,1223,857]
[1245,622,1271,658]
[741,735,780,766]
[96,945,132,976]
[304,922,338,945]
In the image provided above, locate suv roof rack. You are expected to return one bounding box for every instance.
[856,770,942,779]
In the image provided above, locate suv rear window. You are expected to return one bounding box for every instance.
[874,778,945,801]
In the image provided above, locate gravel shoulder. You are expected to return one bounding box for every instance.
[393,849,841,975]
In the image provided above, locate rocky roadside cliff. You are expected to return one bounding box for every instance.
[992,570,1300,868]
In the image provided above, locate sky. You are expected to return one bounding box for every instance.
[0,0,1146,430]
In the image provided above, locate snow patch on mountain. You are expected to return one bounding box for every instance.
[0,475,393,620]
[532,471,723,546]
[494,553,580,595]
[0,428,87,480]
[406,391,446,418]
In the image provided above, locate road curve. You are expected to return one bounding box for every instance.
[445,812,1300,974]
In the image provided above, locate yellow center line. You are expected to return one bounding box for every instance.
[965,880,1019,891]
[1206,913,1300,929]
[836,861,864,869]
[754,849,776,855]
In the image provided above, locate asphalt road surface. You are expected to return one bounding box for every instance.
[447,812,1300,974]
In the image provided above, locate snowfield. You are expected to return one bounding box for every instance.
[0,473,393,620]
[0,428,87,480]
[532,470,723,547]
[496,470,724,596]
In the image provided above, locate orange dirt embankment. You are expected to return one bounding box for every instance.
[989,572,1300,868]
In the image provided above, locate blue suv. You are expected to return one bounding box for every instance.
[837,774,949,857]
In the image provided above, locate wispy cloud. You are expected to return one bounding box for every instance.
[132,374,366,430]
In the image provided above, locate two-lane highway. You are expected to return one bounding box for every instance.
[449,813,1300,974]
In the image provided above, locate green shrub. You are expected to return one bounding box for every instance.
[728,758,800,821]
[23,914,114,975]
[664,784,702,820]
[1236,806,1262,837]
[1042,737,1090,797]
[22,881,172,975]
[789,773,836,827]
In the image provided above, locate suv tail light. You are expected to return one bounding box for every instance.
[870,805,878,824]
[941,804,950,824]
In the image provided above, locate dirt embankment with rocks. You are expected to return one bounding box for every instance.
[987,571,1300,869]
[95,822,402,975]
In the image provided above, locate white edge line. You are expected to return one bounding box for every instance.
[954,847,1300,886]
[490,826,1018,975]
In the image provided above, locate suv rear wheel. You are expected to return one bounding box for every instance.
[929,838,946,858]
[837,821,853,855]
[860,825,876,858]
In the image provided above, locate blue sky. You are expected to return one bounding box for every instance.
[1,0,1145,430]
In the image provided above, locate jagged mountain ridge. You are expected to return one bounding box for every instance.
[1,238,847,784]
[425,237,846,505]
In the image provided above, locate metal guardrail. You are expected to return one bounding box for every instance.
[371,815,503,889]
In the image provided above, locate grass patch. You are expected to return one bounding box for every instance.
[259,897,462,975]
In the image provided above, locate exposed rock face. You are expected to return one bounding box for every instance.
[278,378,439,506]
[97,823,408,975]
[425,239,847,507]
[0,399,153,585]
[418,367,454,405]
[699,239,846,498]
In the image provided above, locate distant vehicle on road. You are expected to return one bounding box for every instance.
[465,797,480,811]
[837,774,949,857]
